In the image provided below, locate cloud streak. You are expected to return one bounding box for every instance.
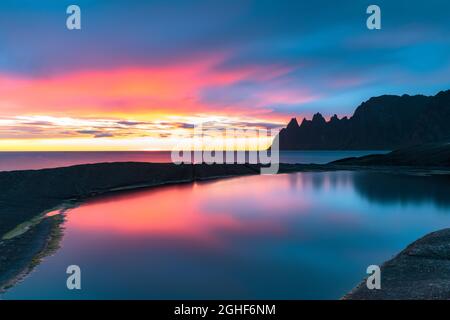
[0,0,449,150]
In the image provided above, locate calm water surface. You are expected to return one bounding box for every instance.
[3,171,450,299]
[0,151,386,171]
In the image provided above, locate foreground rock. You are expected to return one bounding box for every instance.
[0,215,63,293]
[332,142,450,167]
[344,229,450,299]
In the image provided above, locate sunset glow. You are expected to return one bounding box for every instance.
[1,1,448,151]
[0,60,297,150]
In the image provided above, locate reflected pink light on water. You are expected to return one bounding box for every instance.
[194,175,311,213]
[65,177,299,245]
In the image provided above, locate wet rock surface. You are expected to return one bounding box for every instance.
[344,229,450,299]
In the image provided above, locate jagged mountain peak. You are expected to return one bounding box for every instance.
[312,113,326,124]
[330,114,339,122]
[277,89,450,150]
[286,117,299,129]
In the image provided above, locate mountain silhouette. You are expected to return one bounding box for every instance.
[277,90,450,150]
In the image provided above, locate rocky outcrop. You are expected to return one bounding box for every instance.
[331,142,450,167]
[344,229,450,300]
[278,90,450,150]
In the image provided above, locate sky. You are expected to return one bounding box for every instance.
[0,0,449,150]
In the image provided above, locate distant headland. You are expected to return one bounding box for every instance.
[276,89,450,150]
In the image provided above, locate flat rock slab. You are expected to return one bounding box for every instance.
[344,228,450,299]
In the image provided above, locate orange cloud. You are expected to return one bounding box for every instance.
[0,55,316,150]
[0,62,235,117]
[0,55,310,119]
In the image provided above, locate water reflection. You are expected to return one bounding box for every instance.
[353,173,450,208]
[3,171,450,299]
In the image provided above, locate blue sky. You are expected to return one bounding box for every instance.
[1,0,449,116]
[0,0,449,150]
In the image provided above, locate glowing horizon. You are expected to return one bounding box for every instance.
[1,1,449,151]
[0,60,308,151]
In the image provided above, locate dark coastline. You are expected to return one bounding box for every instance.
[1,146,450,297]
[0,215,64,293]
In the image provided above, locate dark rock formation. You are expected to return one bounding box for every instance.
[344,228,450,300]
[277,90,450,150]
[0,215,64,293]
[331,142,450,167]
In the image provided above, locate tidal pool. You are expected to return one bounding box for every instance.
[3,171,450,299]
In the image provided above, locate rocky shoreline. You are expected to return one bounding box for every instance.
[344,228,450,299]
[0,214,64,293]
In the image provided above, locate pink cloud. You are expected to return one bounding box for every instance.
[0,54,314,125]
